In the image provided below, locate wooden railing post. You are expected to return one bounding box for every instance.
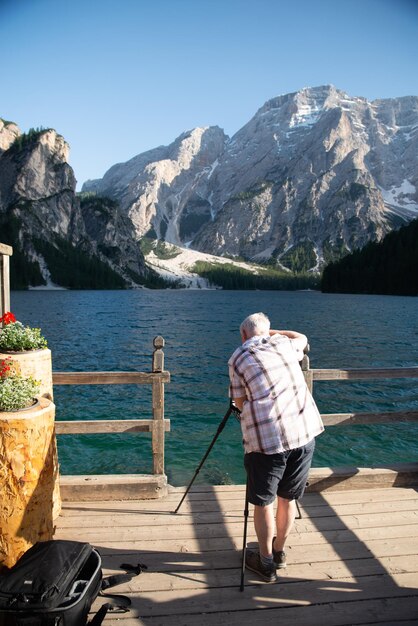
[0,243,13,321]
[301,343,313,394]
[152,336,165,475]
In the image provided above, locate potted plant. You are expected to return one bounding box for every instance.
[0,355,60,570]
[0,312,52,400]
[0,357,40,411]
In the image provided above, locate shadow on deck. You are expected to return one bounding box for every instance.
[54,483,418,625]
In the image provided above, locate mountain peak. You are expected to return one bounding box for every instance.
[0,118,20,152]
[83,85,418,269]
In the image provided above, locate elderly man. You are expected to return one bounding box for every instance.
[228,312,324,582]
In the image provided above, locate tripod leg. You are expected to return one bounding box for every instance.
[296,499,302,519]
[173,406,233,514]
[240,478,249,592]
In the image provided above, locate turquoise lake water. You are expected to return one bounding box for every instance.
[11,289,418,486]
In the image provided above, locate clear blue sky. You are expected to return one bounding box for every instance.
[1,0,417,189]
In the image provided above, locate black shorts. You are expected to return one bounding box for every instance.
[244,439,315,506]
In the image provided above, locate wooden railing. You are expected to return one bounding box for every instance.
[52,352,417,484]
[0,243,12,319]
[301,352,418,426]
[53,336,170,476]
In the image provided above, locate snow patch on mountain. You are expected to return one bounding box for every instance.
[28,251,67,290]
[145,244,261,289]
[380,180,418,213]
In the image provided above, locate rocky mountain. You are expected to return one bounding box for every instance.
[84,126,227,244]
[83,85,418,271]
[0,119,150,288]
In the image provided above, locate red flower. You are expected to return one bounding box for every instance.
[0,312,16,325]
[0,357,13,378]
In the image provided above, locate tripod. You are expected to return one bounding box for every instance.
[173,401,239,514]
[173,401,302,591]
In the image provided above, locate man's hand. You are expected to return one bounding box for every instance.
[270,329,308,353]
[233,396,246,412]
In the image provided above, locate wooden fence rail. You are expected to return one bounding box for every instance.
[0,243,12,320]
[53,371,170,385]
[311,365,418,425]
[52,362,418,452]
[312,367,418,380]
[54,336,170,477]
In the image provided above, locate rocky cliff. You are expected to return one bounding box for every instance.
[84,126,227,244]
[83,85,418,271]
[0,120,149,288]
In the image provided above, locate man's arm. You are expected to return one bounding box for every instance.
[228,358,247,412]
[269,329,308,353]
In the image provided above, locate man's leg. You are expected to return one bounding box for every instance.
[273,496,297,552]
[243,453,280,582]
[253,502,275,557]
[246,501,277,582]
[272,440,315,559]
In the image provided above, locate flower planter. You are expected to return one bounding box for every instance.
[0,397,61,570]
[0,348,53,400]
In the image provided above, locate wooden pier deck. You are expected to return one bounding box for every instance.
[54,484,418,626]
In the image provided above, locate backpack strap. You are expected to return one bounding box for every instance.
[119,562,148,576]
[101,561,147,594]
[88,562,148,625]
[88,603,111,626]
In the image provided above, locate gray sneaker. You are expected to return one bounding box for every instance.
[272,537,287,569]
[245,550,277,583]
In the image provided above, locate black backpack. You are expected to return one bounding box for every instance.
[0,540,146,626]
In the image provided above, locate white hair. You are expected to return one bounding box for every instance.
[240,312,270,338]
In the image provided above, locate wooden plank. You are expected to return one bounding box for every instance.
[56,539,418,575]
[71,527,418,554]
[106,596,418,626]
[0,253,10,317]
[307,464,418,490]
[322,410,418,425]
[306,486,418,506]
[57,529,418,568]
[301,353,313,393]
[56,497,418,527]
[312,367,418,380]
[167,483,413,498]
[54,509,418,541]
[112,572,418,615]
[96,553,418,593]
[52,371,170,385]
[59,474,168,500]
[152,379,165,475]
[88,572,417,617]
[57,485,418,510]
[58,489,418,525]
[54,525,418,557]
[59,486,418,511]
[0,243,13,256]
[55,419,170,434]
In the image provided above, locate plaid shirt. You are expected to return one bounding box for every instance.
[228,334,324,454]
